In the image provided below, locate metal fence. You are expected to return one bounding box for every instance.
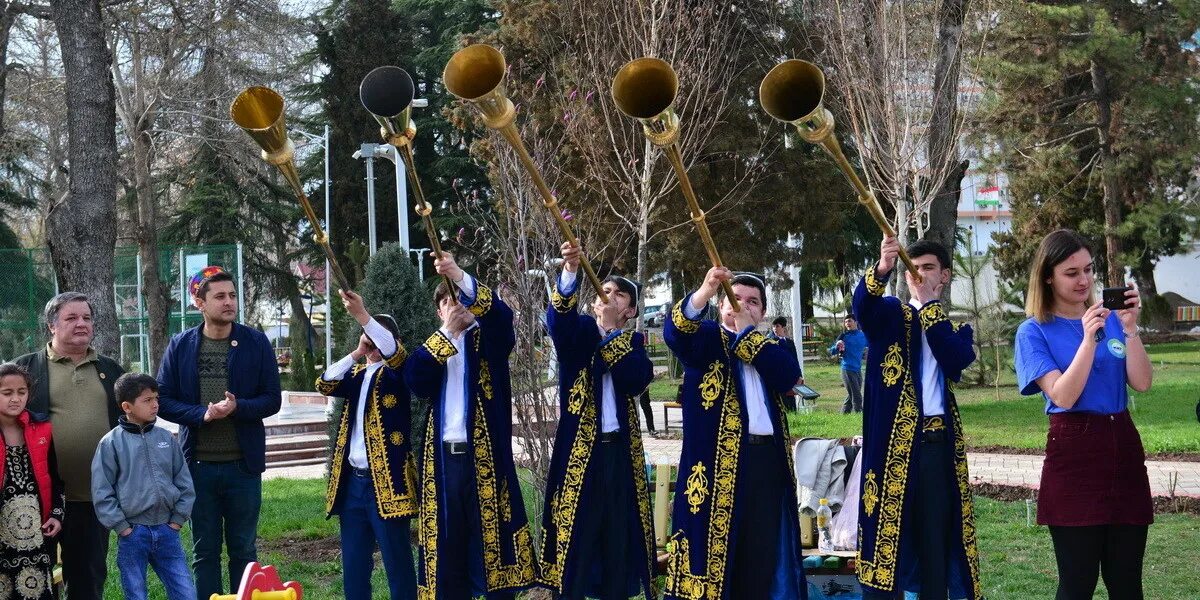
[0,244,243,370]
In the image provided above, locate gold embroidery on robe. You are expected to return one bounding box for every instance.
[479,359,493,401]
[865,266,887,296]
[862,470,879,517]
[422,332,457,365]
[551,287,578,313]
[466,282,495,317]
[685,462,709,514]
[671,299,700,333]
[733,330,772,363]
[881,343,903,387]
[567,369,590,415]
[538,375,598,588]
[699,362,723,410]
[599,330,635,365]
[919,302,949,330]
[857,317,918,591]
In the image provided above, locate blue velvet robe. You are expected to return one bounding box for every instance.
[851,268,982,599]
[315,345,415,519]
[403,282,538,598]
[661,294,807,600]
[537,280,656,597]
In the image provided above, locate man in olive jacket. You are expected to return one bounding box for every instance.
[15,292,124,600]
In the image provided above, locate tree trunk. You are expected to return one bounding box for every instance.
[927,0,970,303]
[47,0,120,358]
[132,125,170,371]
[1091,60,1123,287]
[0,6,14,139]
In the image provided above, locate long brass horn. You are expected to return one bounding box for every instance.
[611,58,739,311]
[230,86,352,291]
[359,66,454,294]
[443,43,609,304]
[759,60,922,283]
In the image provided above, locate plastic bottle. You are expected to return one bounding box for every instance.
[816,497,833,551]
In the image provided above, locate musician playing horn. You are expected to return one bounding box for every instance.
[662,268,808,599]
[537,242,655,599]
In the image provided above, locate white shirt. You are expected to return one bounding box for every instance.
[909,298,946,417]
[320,317,397,469]
[559,270,621,433]
[684,298,774,435]
[441,274,479,443]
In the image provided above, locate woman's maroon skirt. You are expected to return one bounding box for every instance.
[1037,410,1153,526]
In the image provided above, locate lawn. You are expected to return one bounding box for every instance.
[647,340,1200,455]
[105,478,1200,599]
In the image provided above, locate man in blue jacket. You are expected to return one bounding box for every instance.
[828,315,868,414]
[157,267,281,599]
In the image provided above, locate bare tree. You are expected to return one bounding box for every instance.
[107,0,184,371]
[801,0,990,296]
[556,0,782,321]
[47,0,120,356]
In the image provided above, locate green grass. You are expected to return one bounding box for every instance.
[761,341,1200,455]
[102,479,1200,599]
[975,496,1200,599]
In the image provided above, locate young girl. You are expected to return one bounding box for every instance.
[0,363,63,600]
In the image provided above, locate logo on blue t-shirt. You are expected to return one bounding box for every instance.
[1107,338,1127,359]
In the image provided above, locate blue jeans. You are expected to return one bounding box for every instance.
[339,472,417,599]
[116,524,196,600]
[189,460,262,599]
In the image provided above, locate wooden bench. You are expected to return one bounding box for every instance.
[661,402,682,433]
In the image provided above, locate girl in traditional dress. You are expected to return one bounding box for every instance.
[0,363,63,600]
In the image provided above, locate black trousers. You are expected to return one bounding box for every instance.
[729,442,786,600]
[60,500,110,600]
[638,389,655,433]
[1049,524,1148,600]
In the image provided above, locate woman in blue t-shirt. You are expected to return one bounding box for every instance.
[1013,229,1153,600]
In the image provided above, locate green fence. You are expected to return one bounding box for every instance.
[0,244,243,371]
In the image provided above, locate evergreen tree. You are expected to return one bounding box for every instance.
[299,0,494,275]
[979,1,1200,327]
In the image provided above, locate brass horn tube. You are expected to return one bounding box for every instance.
[444,44,609,304]
[360,66,455,294]
[611,57,739,311]
[759,60,922,283]
[230,86,353,292]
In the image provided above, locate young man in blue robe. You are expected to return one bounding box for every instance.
[852,236,982,600]
[662,267,807,600]
[403,253,537,600]
[315,290,416,599]
[538,242,655,600]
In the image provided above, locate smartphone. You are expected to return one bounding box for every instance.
[1102,286,1132,311]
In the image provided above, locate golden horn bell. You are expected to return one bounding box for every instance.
[759,59,922,283]
[611,57,680,147]
[360,66,417,147]
[230,86,352,291]
[610,57,739,310]
[444,44,517,131]
[230,87,297,172]
[444,43,610,303]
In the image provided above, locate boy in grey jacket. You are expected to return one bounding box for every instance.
[91,373,196,600]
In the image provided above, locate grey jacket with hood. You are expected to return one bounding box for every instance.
[91,416,195,533]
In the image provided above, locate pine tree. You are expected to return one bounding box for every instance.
[980,1,1200,327]
[298,0,493,273]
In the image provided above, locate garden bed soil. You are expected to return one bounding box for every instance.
[969,445,1200,463]
[972,482,1200,515]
